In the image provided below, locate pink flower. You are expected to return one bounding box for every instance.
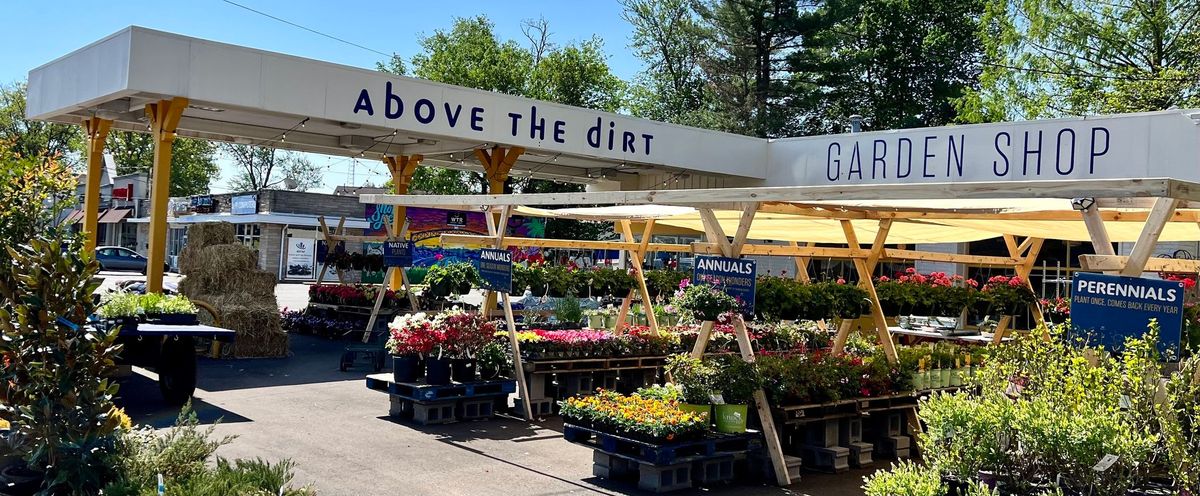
[905,267,916,274]
[679,278,691,289]
[878,275,890,282]
[836,277,846,284]
[434,253,444,261]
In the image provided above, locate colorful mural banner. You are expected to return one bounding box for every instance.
[364,205,545,267]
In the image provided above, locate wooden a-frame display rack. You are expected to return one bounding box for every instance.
[316,215,421,343]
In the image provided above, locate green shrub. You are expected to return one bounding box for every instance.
[554,296,584,324]
[0,238,121,494]
[862,461,945,496]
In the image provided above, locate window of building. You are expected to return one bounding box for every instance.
[236,223,261,250]
[119,222,138,249]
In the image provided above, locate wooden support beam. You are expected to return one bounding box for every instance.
[1080,206,1117,258]
[1080,255,1200,273]
[688,320,715,359]
[790,241,815,282]
[144,97,188,293]
[620,219,660,335]
[697,208,733,257]
[731,316,791,486]
[80,117,112,252]
[485,206,533,420]
[730,203,759,257]
[841,220,899,363]
[1121,197,1180,276]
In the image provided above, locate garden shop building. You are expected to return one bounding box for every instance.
[24,26,1200,295]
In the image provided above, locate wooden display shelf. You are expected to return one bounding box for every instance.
[775,387,962,425]
[521,355,668,375]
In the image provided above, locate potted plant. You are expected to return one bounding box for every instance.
[477,340,510,380]
[386,313,435,383]
[671,277,739,322]
[96,292,142,332]
[711,355,760,434]
[981,275,1035,316]
[584,308,608,329]
[559,390,708,443]
[513,263,548,296]
[545,265,581,298]
[646,269,688,300]
[424,262,479,298]
[665,354,717,422]
[440,309,496,382]
[140,293,199,325]
[554,296,584,327]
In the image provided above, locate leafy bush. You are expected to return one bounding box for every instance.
[671,278,739,321]
[0,238,121,494]
[862,460,946,496]
[424,262,479,297]
[554,296,584,324]
[709,355,762,404]
[103,405,314,495]
[665,354,719,404]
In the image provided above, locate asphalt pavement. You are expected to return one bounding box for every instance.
[109,275,873,496]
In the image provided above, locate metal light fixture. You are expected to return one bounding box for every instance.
[1071,197,1096,211]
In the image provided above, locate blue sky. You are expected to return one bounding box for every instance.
[3,0,641,192]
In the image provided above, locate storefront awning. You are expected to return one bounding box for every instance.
[129,212,370,229]
[62,210,84,223]
[98,208,132,223]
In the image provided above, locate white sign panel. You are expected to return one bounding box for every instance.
[284,237,315,280]
[767,111,1200,187]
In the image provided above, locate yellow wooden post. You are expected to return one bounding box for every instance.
[383,154,422,291]
[144,97,187,294]
[80,117,112,252]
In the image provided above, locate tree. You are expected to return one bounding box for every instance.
[790,0,986,133]
[384,15,626,198]
[0,82,82,167]
[106,131,220,197]
[696,0,809,138]
[622,0,719,127]
[964,0,1200,121]
[221,144,323,192]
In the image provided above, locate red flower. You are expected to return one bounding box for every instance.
[1185,278,1197,290]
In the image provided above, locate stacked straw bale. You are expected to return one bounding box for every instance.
[179,222,287,357]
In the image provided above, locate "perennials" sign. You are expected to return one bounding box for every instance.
[1070,272,1184,355]
[693,255,757,316]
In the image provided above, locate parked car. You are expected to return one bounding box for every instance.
[95,246,169,274]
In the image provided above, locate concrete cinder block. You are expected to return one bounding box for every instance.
[637,462,692,493]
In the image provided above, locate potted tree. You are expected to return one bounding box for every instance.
[712,356,761,434]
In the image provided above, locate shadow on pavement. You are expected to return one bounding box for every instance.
[115,371,250,429]
[195,334,367,392]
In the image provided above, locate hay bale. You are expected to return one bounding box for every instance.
[180,267,276,298]
[194,293,287,358]
[179,243,259,281]
[187,222,236,249]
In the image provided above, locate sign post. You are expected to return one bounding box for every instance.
[477,248,513,294]
[383,240,414,268]
[1071,272,1185,355]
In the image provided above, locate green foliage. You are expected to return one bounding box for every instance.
[107,130,219,196]
[544,265,582,297]
[621,0,719,127]
[671,280,739,321]
[967,0,1200,121]
[636,383,684,402]
[512,263,548,296]
[645,269,688,299]
[0,145,78,276]
[104,406,314,495]
[477,340,512,378]
[0,82,81,167]
[99,292,198,318]
[0,238,121,494]
[405,266,428,285]
[665,354,719,404]
[220,144,321,192]
[423,261,479,297]
[862,460,946,496]
[755,277,868,321]
[554,296,585,324]
[709,354,762,404]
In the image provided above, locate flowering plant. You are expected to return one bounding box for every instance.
[981,275,1035,315]
[671,277,739,321]
[385,312,438,356]
[559,390,708,442]
[1039,296,1071,323]
[874,268,978,316]
[309,284,403,307]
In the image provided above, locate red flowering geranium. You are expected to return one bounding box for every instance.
[981,275,1036,315]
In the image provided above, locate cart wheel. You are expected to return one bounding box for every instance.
[158,337,197,405]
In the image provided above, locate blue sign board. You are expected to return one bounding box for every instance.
[1070,272,1184,355]
[231,194,257,215]
[383,240,414,268]
[693,255,757,315]
[477,248,513,293]
[315,240,344,264]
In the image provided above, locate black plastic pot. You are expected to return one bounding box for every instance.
[479,364,503,380]
[0,464,43,496]
[451,358,476,382]
[425,357,452,385]
[393,355,421,383]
